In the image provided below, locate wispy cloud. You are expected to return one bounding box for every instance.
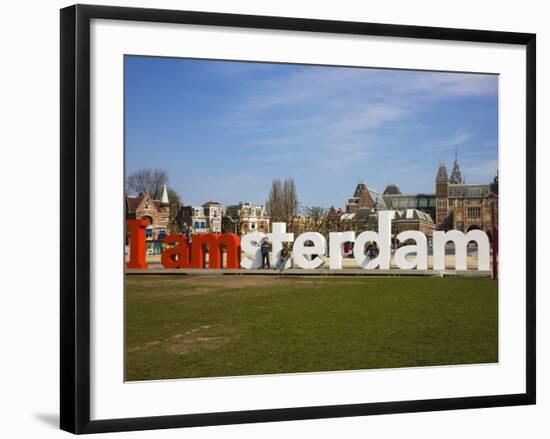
[125,57,498,206]
[427,128,474,150]
[212,67,496,173]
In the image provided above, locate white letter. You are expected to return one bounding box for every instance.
[240,231,267,269]
[433,229,490,271]
[268,222,294,269]
[329,231,355,270]
[293,232,326,269]
[354,211,392,269]
[394,230,428,270]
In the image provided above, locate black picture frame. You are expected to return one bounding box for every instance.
[60,4,536,434]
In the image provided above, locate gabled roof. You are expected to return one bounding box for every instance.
[126,196,142,213]
[351,182,387,210]
[126,195,163,213]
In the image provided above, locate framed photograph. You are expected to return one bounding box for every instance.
[60,4,536,434]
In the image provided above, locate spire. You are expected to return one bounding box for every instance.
[436,162,448,182]
[449,147,464,184]
[161,184,169,204]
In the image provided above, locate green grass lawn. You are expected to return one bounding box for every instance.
[125,275,498,381]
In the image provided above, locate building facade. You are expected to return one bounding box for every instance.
[380,156,498,236]
[179,205,208,233]
[126,185,171,245]
[202,201,223,233]
[435,162,499,235]
[382,186,436,221]
[338,182,436,236]
[223,202,270,235]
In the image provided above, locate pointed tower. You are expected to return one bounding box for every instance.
[449,146,465,184]
[161,184,169,205]
[435,162,449,230]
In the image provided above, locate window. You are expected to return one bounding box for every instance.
[194,221,199,229]
[468,207,480,218]
[144,203,150,210]
[201,222,206,229]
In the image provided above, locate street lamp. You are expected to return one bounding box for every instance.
[488,191,499,280]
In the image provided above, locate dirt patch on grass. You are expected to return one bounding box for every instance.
[126,275,326,299]
[128,324,239,355]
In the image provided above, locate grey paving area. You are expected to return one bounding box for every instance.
[126,267,492,277]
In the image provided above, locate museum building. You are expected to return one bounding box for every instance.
[340,155,498,237]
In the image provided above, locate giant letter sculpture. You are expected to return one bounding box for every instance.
[394,230,428,270]
[191,233,241,269]
[161,235,192,268]
[126,219,148,269]
[354,211,392,269]
[240,231,268,269]
[433,229,490,271]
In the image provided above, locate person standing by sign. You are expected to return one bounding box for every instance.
[276,243,291,273]
[367,241,379,266]
[260,238,270,269]
[182,222,193,245]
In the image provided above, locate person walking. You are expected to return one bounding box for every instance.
[260,238,270,269]
[276,243,291,273]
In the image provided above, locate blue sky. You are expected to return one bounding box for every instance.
[125,56,498,208]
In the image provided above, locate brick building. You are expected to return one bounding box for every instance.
[126,184,171,242]
[340,182,435,235]
[345,182,387,213]
[434,160,499,236]
[381,155,498,237]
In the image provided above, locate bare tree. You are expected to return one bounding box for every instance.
[283,178,299,219]
[266,178,285,222]
[266,177,299,223]
[303,206,327,232]
[167,187,183,233]
[126,168,168,198]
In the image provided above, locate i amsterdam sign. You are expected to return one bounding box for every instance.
[127,211,490,272]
